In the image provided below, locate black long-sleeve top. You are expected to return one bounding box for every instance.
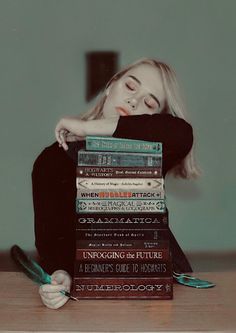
[32,114,193,276]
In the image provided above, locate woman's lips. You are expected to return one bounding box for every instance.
[115,107,130,116]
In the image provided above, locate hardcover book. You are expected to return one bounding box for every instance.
[86,135,162,154]
[76,248,170,261]
[74,261,172,277]
[76,199,166,213]
[76,212,169,229]
[72,277,173,299]
[76,229,170,240]
[76,239,169,249]
[77,189,165,200]
[76,177,164,190]
[77,150,162,167]
[76,166,162,178]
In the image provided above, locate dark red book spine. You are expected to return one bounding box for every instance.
[74,261,172,277]
[76,248,170,261]
[76,239,169,249]
[76,229,170,241]
[72,277,173,299]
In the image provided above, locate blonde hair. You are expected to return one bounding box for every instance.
[79,58,201,179]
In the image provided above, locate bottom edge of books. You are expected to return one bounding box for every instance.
[72,277,173,299]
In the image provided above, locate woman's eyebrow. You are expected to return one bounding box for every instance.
[128,75,160,107]
[128,75,141,84]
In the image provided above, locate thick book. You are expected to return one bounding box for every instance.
[76,177,164,190]
[85,136,162,154]
[75,247,170,262]
[76,229,170,241]
[76,239,169,249]
[72,277,173,299]
[76,248,170,261]
[76,240,170,261]
[76,198,166,213]
[74,261,172,277]
[77,189,165,200]
[77,150,162,167]
[76,166,162,178]
[76,212,169,229]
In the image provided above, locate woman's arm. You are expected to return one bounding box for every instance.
[55,117,119,150]
[58,113,193,175]
[32,142,78,276]
[113,114,193,175]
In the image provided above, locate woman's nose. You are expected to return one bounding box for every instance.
[126,98,137,110]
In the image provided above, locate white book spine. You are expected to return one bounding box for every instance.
[76,178,164,190]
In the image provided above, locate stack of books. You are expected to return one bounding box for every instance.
[72,136,173,299]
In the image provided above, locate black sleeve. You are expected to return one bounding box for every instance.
[113,114,194,272]
[32,142,77,276]
[113,114,193,175]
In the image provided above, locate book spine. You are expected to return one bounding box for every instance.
[85,136,162,154]
[77,151,162,167]
[76,229,170,240]
[74,261,172,277]
[76,212,169,229]
[76,239,169,249]
[77,189,165,200]
[76,177,164,190]
[76,249,170,261]
[76,199,166,213]
[72,277,173,299]
[76,166,162,178]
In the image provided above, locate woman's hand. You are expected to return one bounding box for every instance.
[39,270,72,310]
[55,116,119,150]
[55,117,87,150]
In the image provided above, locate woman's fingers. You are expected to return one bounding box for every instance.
[40,292,63,302]
[55,122,63,144]
[65,134,85,142]
[57,131,83,149]
[55,129,69,150]
[39,283,70,309]
[51,270,72,290]
[39,283,65,294]
[42,295,69,309]
[60,139,68,151]
[55,118,68,144]
[55,117,86,148]
[40,293,68,309]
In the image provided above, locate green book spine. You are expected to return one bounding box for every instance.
[86,136,162,154]
[78,150,162,167]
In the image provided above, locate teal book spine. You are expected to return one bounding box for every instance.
[86,136,162,154]
[77,150,162,167]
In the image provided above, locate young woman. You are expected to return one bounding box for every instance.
[32,58,200,309]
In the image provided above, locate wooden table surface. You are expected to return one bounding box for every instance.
[0,271,235,332]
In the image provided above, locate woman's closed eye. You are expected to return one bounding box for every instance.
[144,96,158,109]
[125,80,137,92]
